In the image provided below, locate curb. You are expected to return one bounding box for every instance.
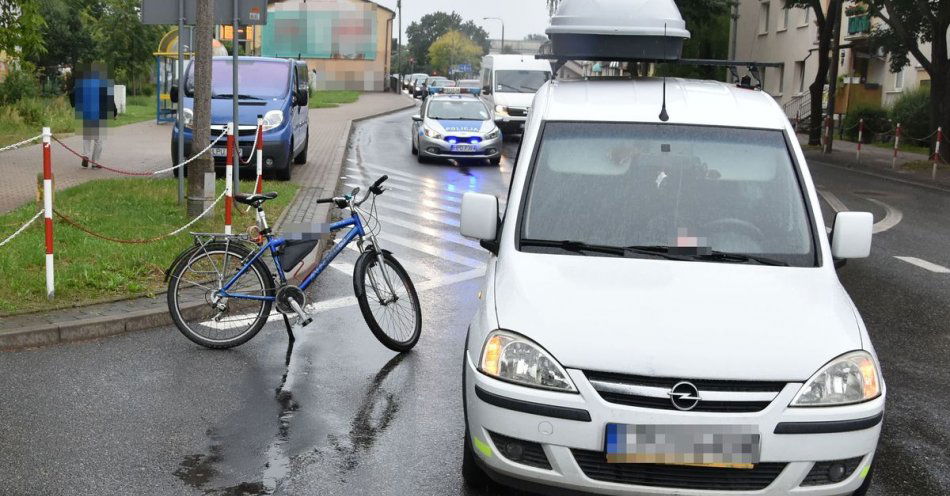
[805,153,950,193]
[1,97,417,353]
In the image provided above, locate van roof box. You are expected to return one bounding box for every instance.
[545,0,690,61]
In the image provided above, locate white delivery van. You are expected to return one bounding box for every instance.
[480,54,553,136]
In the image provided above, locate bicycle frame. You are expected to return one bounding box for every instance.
[217,211,366,302]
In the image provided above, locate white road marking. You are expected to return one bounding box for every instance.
[865,198,903,234]
[343,182,461,214]
[343,242,440,281]
[373,202,460,227]
[894,256,950,273]
[375,213,481,250]
[817,189,849,213]
[376,231,486,269]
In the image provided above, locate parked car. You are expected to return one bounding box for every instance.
[479,54,552,136]
[406,72,428,92]
[411,94,501,164]
[415,76,447,99]
[459,76,882,495]
[425,78,457,99]
[171,56,309,181]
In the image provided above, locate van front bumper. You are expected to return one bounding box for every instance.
[464,350,883,496]
[171,127,291,173]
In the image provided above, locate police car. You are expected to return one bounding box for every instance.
[411,94,502,164]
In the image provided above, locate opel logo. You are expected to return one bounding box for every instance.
[668,381,701,411]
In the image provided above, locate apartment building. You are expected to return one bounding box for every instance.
[730,0,930,119]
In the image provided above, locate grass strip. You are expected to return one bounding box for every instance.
[309,90,361,109]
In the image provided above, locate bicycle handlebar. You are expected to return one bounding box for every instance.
[315,175,388,208]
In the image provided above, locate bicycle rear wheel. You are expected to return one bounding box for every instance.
[167,242,275,349]
[353,250,422,352]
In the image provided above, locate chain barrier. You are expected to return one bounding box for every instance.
[50,129,227,176]
[0,211,43,249]
[53,190,227,244]
[240,126,261,165]
[902,129,939,142]
[0,134,43,154]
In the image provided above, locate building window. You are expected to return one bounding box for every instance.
[800,6,811,27]
[894,67,904,90]
[795,60,806,93]
[759,1,771,34]
[779,6,789,30]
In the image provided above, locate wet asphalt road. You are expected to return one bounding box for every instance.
[1,107,948,495]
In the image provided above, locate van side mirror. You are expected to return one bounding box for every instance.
[169,85,179,104]
[298,89,309,106]
[460,192,499,253]
[830,212,873,260]
[411,114,423,122]
[482,85,492,95]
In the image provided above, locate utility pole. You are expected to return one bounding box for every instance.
[823,0,843,154]
[483,17,504,53]
[188,0,214,217]
[177,0,185,204]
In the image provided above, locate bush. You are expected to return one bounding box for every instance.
[843,106,890,143]
[13,98,43,126]
[0,65,40,105]
[889,88,931,145]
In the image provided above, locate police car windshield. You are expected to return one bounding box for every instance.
[520,122,817,267]
[427,100,489,121]
[495,70,550,93]
[185,59,290,99]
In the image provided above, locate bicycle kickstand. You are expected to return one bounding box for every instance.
[282,314,295,342]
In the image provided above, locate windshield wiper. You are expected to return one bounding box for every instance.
[212,93,264,100]
[693,251,789,266]
[522,240,689,261]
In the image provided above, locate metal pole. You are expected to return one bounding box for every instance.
[177,0,185,205]
[232,0,240,195]
[397,0,402,81]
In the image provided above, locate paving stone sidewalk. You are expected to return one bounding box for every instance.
[0,92,416,350]
[798,133,950,190]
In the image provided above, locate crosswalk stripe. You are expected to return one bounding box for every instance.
[376,231,486,269]
[349,163,481,196]
[894,256,950,274]
[374,202,460,227]
[343,182,461,214]
[375,213,480,250]
[342,242,441,281]
[344,168,466,203]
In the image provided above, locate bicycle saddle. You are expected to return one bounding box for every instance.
[234,192,278,206]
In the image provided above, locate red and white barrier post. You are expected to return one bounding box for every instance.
[933,126,944,181]
[42,127,54,300]
[255,116,263,194]
[225,122,234,235]
[892,123,901,169]
[856,118,864,161]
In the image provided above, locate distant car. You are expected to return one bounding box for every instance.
[426,79,458,99]
[416,76,447,99]
[411,94,501,164]
[458,79,482,96]
[406,72,428,92]
[410,74,433,97]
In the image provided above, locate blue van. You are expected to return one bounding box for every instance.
[171,56,310,180]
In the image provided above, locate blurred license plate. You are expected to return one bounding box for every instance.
[211,147,228,157]
[451,144,476,152]
[605,424,760,468]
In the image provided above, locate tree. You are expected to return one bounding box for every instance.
[785,0,843,146]
[428,31,483,76]
[188,0,214,218]
[83,0,163,95]
[655,0,734,80]
[0,0,46,58]
[30,0,100,75]
[406,12,488,72]
[867,0,950,161]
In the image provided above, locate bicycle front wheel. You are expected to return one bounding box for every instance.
[353,250,422,352]
[167,242,275,349]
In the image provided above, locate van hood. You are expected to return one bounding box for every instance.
[493,92,536,109]
[185,96,286,127]
[493,252,861,381]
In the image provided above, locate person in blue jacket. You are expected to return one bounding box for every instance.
[69,63,117,168]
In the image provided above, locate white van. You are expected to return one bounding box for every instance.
[480,54,553,136]
[459,77,882,496]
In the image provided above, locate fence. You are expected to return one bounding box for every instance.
[0,121,263,300]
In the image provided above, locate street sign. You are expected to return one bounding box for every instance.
[141,0,268,25]
[450,64,473,74]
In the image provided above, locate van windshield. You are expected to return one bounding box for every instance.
[185,59,290,99]
[495,70,550,93]
[520,122,817,267]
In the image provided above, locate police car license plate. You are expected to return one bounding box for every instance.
[211,147,228,157]
[451,144,476,152]
[605,424,760,468]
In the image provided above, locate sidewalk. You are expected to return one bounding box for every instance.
[0,92,416,350]
[798,133,950,190]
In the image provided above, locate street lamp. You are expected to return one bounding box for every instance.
[483,17,505,53]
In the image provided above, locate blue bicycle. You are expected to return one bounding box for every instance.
[165,175,422,352]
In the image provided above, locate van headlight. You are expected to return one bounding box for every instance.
[479,330,577,392]
[423,126,443,140]
[262,110,284,131]
[494,105,509,116]
[182,108,193,129]
[790,351,882,406]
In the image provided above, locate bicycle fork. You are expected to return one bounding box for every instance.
[360,234,398,305]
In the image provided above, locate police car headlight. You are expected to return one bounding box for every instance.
[423,126,443,140]
[261,110,284,131]
[495,105,509,116]
[479,330,577,392]
[485,128,501,140]
[791,351,882,406]
[182,108,194,129]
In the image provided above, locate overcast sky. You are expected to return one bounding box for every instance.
[373,0,552,41]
